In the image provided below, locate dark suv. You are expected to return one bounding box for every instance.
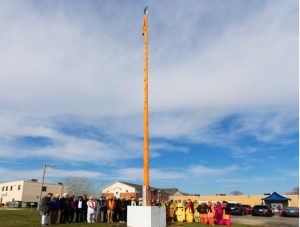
[252,205,273,216]
[228,203,245,215]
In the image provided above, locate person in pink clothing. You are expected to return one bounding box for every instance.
[221,201,231,227]
[215,201,223,224]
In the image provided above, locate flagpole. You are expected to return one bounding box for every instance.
[142,6,150,206]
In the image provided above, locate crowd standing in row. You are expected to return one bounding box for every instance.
[40,192,140,226]
[39,193,231,226]
[162,199,231,226]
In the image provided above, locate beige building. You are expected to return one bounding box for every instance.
[170,193,299,208]
[0,179,68,205]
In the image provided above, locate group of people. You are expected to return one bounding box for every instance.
[39,193,133,226]
[39,192,231,226]
[165,199,232,226]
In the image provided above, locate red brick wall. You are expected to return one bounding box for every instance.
[101,193,114,198]
[120,192,142,200]
[102,192,170,202]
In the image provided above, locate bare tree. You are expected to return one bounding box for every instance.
[231,190,243,195]
[63,177,98,197]
[287,186,299,195]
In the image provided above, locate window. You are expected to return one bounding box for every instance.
[18,185,21,190]
[10,186,13,191]
[2,187,4,191]
[42,186,47,192]
[6,186,8,191]
[126,190,128,193]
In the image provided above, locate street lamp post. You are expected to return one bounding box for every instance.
[38,164,55,209]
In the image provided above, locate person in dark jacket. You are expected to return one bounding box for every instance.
[59,193,69,224]
[95,198,101,222]
[98,196,107,222]
[114,198,121,222]
[68,194,76,223]
[75,196,85,222]
[82,194,88,222]
[119,197,128,223]
[39,192,53,226]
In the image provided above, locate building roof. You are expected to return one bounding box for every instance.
[101,181,188,196]
[262,192,291,201]
[119,182,143,192]
[158,188,179,195]
[119,181,158,192]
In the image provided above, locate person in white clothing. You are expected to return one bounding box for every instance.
[87,196,95,223]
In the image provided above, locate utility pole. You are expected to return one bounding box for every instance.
[38,164,47,209]
[142,6,151,206]
[38,164,55,209]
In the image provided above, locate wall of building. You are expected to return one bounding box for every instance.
[22,181,66,203]
[101,182,136,199]
[0,180,68,204]
[0,180,24,204]
[170,194,299,207]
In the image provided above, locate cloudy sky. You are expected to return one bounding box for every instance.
[0,0,298,195]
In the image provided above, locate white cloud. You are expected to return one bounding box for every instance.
[0,167,105,183]
[151,143,189,154]
[215,177,265,184]
[0,1,296,118]
[188,164,238,176]
[113,167,185,182]
[113,164,238,183]
[0,0,296,172]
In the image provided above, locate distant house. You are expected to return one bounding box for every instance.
[100,181,186,201]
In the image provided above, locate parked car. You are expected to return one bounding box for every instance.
[24,202,38,208]
[281,207,299,217]
[242,204,252,215]
[228,203,245,215]
[8,201,22,208]
[252,205,273,216]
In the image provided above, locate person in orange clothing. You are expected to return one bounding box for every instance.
[207,201,216,226]
[197,202,208,224]
[107,196,116,223]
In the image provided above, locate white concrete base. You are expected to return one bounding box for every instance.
[127,206,166,227]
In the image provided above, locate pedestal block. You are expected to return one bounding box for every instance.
[127,206,166,227]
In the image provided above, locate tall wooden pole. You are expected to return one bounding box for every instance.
[142,7,150,206]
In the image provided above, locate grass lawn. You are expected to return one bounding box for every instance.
[0,209,267,227]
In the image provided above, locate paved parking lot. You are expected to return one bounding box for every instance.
[232,215,299,227]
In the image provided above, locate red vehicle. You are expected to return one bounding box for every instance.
[242,205,252,215]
